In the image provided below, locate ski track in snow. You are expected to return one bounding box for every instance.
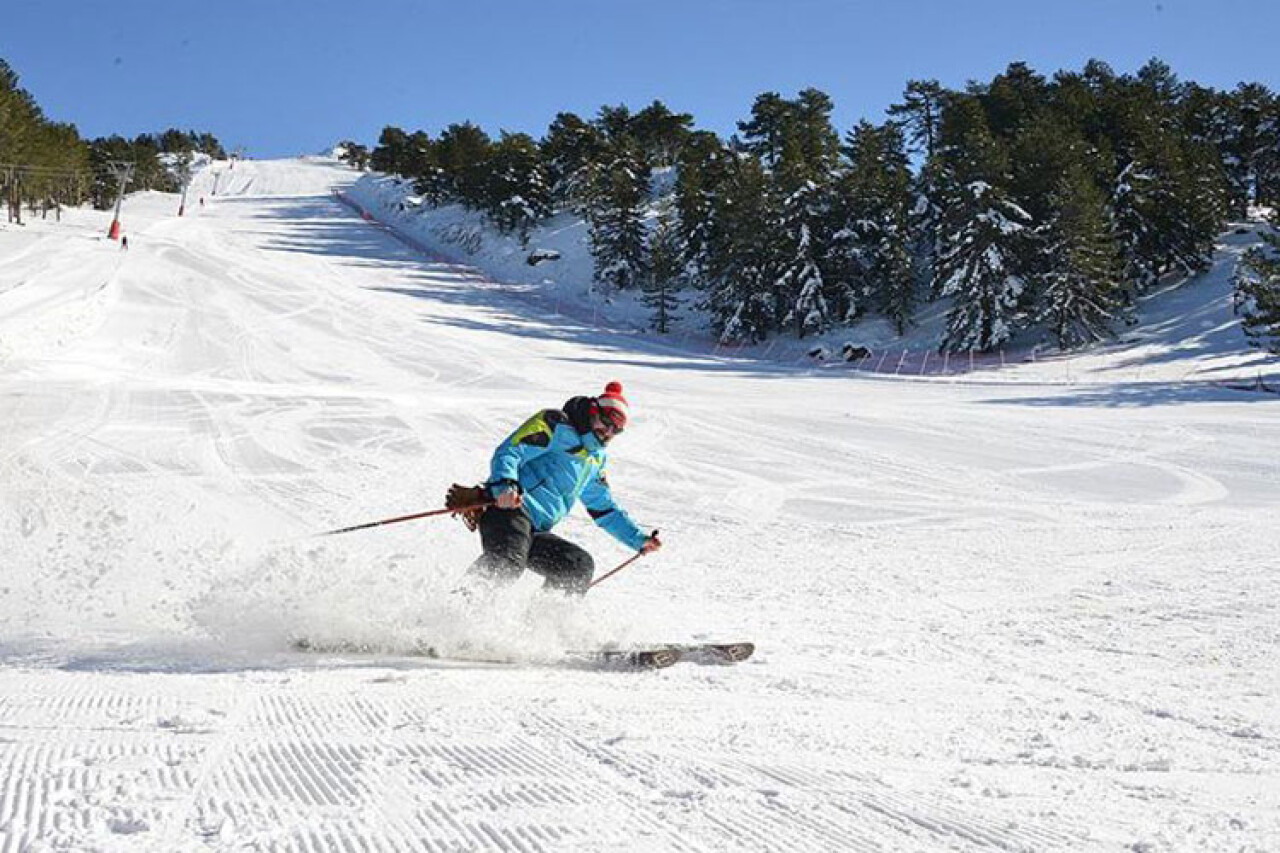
[0,158,1277,852]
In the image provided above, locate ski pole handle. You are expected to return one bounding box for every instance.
[589,529,659,590]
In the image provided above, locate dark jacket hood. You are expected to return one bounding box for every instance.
[562,395,596,435]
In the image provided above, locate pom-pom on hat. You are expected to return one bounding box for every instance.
[595,380,630,429]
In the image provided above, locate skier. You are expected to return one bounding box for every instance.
[448,381,661,596]
[120,235,128,251]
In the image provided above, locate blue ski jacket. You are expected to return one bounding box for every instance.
[485,397,648,551]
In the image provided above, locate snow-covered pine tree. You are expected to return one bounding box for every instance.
[629,100,694,168]
[934,101,1033,352]
[893,86,949,312]
[910,157,947,301]
[644,200,683,333]
[776,171,830,337]
[1254,94,1280,209]
[821,218,869,324]
[1180,83,1249,219]
[1109,158,1161,295]
[336,140,370,171]
[702,153,777,343]
[834,121,915,334]
[1111,138,1223,296]
[937,178,1032,352]
[674,131,728,284]
[435,122,492,209]
[1235,230,1280,353]
[1105,64,1227,297]
[876,210,916,336]
[1182,138,1232,255]
[770,90,840,337]
[1036,163,1127,349]
[541,112,606,214]
[587,138,650,292]
[485,132,550,245]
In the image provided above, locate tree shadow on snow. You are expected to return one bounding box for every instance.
[980,381,1279,409]
[231,194,845,380]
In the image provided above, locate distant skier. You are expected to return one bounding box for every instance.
[448,381,660,596]
[120,235,128,251]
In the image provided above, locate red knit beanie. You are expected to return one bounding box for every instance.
[595,381,630,428]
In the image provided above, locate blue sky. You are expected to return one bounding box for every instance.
[4,0,1279,158]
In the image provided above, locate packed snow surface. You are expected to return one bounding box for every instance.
[0,157,1277,852]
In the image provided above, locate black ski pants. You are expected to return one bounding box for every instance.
[468,507,595,595]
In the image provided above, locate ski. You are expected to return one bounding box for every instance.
[583,648,683,670]
[570,642,754,668]
[291,638,753,670]
[292,639,677,670]
[667,641,755,664]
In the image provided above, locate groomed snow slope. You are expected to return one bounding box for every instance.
[0,157,1277,852]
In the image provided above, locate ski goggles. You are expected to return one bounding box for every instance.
[596,410,626,436]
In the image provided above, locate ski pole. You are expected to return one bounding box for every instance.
[589,530,658,590]
[317,502,492,537]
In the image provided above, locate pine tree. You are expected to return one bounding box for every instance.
[1110,134,1222,295]
[673,131,728,281]
[630,100,694,167]
[196,133,227,160]
[764,90,840,337]
[0,60,92,217]
[484,132,550,244]
[126,134,173,191]
[909,155,948,301]
[1,59,43,165]
[1037,164,1127,348]
[938,180,1032,352]
[887,79,946,160]
[737,92,790,168]
[402,131,436,186]
[595,105,635,144]
[789,89,841,172]
[934,102,1032,352]
[833,121,915,334]
[876,196,917,336]
[1103,63,1226,295]
[541,112,605,213]
[1009,113,1093,227]
[88,135,133,208]
[1180,84,1247,218]
[644,200,683,333]
[776,175,829,337]
[337,141,370,170]
[370,126,411,174]
[1223,83,1274,214]
[980,62,1050,140]
[1235,231,1280,353]
[1255,95,1280,208]
[702,154,777,343]
[435,122,492,208]
[587,138,650,292]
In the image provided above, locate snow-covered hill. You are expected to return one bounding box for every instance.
[0,157,1277,852]
[347,170,1280,388]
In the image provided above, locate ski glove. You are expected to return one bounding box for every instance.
[445,483,489,532]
